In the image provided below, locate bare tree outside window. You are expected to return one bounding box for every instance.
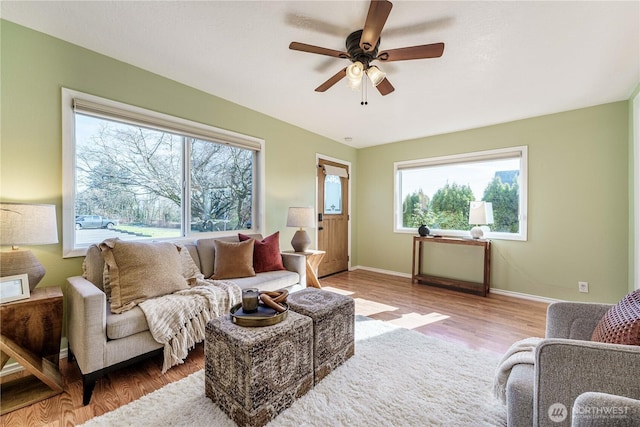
[74,114,253,241]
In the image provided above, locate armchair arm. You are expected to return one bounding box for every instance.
[546,302,613,340]
[66,276,108,374]
[281,252,306,286]
[572,392,640,427]
[534,339,640,427]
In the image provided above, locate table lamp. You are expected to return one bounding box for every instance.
[468,201,493,239]
[286,207,315,252]
[0,203,59,290]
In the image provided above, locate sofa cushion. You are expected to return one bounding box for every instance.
[239,231,286,273]
[231,270,300,292]
[100,238,189,314]
[106,306,149,339]
[591,289,640,345]
[211,239,256,280]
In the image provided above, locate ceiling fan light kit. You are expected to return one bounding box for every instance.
[366,66,386,87]
[289,0,445,103]
[346,61,364,83]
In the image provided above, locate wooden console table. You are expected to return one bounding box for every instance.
[0,286,64,414]
[412,236,491,296]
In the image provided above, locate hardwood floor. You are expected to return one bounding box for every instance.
[0,269,548,427]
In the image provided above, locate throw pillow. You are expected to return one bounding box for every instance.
[99,238,189,314]
[591,289,640,345]
[211,239,256,280]
[238,232,286,273]
[177,244,204,283]
[103,263,112,301]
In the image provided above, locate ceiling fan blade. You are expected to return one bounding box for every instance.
[360,0,393,52]
[289,42,349,58]
[315,67,348,92]
[377,42,445,62]
[376,77,395,96]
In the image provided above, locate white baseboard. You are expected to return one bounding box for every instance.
[0,348,68,378]
[350,265,412,278]
[350,265,559,303]
[489,288,560,303]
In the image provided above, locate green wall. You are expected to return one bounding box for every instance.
[356,102,630,303]
[0,20,357,293]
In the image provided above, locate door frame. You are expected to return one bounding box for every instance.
[316,153,352,272]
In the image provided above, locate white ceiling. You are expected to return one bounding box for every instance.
[2,1,639,148]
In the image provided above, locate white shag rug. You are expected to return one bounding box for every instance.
[80,316,506,427]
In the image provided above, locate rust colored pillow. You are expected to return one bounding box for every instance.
[239,232,286,273]
[211,239,256,280]
[591,289,640,345]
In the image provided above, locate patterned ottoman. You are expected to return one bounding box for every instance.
[205,310,313,427]
[286,288,355,383]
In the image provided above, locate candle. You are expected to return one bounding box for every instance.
[242,288,259,313]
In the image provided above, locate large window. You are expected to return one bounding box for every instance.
[62,89,264,257]
[394,146,527,241]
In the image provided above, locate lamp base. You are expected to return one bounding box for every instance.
[291,230,311,253]
[470,226,484,239]
[0,249,45,291]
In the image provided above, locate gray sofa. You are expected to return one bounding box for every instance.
[506,301,640,427]
[66,234,307,405]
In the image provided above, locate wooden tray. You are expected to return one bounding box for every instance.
[230,302,288,327]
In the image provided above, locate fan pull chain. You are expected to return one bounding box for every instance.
[361,76,368,106]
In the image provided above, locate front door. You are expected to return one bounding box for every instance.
[317,158,349,277]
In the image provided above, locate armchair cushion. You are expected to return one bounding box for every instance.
[100,239,189,314]
[591,290,640,346]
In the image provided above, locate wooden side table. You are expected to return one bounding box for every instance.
[284,250,326,288]
[0,286,64,414]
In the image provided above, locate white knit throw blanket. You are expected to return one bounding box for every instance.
[138,279,241,373]
[492,337,543,403]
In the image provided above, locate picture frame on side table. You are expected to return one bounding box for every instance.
[0,274,30,304]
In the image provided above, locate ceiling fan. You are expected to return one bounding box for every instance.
[289,0,445,99]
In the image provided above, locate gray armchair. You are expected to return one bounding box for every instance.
[506,301,640,427]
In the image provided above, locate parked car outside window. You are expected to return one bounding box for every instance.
[75,215,118,230]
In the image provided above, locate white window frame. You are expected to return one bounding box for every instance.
[61,88,265,257]
[394,146,528,241]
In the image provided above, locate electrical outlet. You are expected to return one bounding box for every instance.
[578,281,589,293]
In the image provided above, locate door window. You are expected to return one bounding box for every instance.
[324,175,342,214]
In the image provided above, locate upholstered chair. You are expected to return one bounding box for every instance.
[505,294,640,427]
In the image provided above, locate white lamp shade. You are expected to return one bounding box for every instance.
[286,207,315,228]
[0,203,59,246]
[346,61,364,81]
[469,201,494,225]
[366,66,386,86]
[0,203,58,290]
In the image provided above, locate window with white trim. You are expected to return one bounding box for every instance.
[62,89,264,257]
[394,146,528,241]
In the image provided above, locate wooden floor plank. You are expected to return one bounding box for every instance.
[0,270,548,427]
